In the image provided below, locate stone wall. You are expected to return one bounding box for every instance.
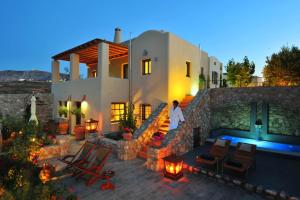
[117,103,169,160]
[147,90,211,171]
[269,104,300,136]
[0,93,53,125]
[211,103,251,131]
[210,86,300,136]
[143,86,300,171]
[0,81,53,125]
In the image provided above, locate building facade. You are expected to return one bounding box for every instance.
[51,29,222,134]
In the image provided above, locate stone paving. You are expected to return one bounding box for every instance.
[61,154,264,200]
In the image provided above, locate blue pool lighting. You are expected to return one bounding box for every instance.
[219,135,300,156]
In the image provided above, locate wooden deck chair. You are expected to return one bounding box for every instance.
[58,141,96,170]
[222,142,256,177]
[72,144,113,187]
[196,139,231,172]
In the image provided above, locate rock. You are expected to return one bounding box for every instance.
[288,197,300,200]
[208,171,215,177]
[256,185,263,194]
[244,183,255,192]
[279,191,287,199]
[232,179,242,186]
[265,189,277,197]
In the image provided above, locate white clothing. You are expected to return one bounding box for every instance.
[169,106,185,130]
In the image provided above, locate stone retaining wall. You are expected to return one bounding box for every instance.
[147,90,211,171]
[144,86,300,171]
[0,93,53,125]
[117,103,169,160]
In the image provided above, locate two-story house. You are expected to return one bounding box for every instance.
[51,28,222,134]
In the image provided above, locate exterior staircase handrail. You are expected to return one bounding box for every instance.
[161,89,208,147]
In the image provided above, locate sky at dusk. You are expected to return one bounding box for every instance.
[0,0,300,77]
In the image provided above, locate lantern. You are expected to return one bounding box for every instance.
[163,154,183,180]
[85,118,98,133]
[39,163,53,184]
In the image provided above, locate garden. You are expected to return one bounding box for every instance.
[0,116,78,200]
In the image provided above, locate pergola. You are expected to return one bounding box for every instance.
[52,39,128,65]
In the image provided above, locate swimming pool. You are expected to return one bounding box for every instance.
[219,135,300,156]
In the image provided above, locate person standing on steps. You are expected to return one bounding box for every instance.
[169,100,185,130]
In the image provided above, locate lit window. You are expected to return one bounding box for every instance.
[186,61,191,77]
[122,63,128,79]
[111,103,126,123]
[141,104,151,121]
[91,70,97,78]
[142,59,151,75]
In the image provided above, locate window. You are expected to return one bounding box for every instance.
[186,61,191,77]
[122,63,128,79]
[142,59,151,75]
[141,104,151,121]
[91,70,97,78]
[201,67,204,75]
[111,103,126,123]
[212,71,218,85]
[214,61,217,65]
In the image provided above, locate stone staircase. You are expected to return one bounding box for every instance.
[138,95,194,159]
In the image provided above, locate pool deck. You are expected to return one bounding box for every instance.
[60,154,264,200]
[183,143,300,197]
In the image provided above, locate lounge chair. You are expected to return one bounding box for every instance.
[222,142,256,177]
[58,141,96,170]
[196,139,231,172]
[72,144,113,187]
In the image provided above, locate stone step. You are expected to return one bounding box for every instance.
[158,129,168,134]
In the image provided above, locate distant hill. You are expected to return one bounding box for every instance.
[0,70,69,82]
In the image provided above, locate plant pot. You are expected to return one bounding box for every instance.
[122,132,132,141]
[58,121,68,134]
[74,125,86,141]
[150,139,162,147]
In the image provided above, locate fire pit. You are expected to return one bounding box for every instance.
[163,154,183,180]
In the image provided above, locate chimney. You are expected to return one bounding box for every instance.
[114,27,122,43]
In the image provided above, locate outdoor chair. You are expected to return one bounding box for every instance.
[58,141,96,170]
[222,142,256,177]
[71,144,114,187]
[196,139,231,172]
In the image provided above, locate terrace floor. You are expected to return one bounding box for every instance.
[60,154,264,200]
[183,143,300,197]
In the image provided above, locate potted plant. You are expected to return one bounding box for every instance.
[122,127,132,141]
[71,108,85,140]
[150,132,164,147]
[58,118,68,135]
[119,110,137,141]
[58,106,68,118]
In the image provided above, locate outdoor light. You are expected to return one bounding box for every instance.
[255,119,263,140]
[85,118,98,133]
[163,154,183,180]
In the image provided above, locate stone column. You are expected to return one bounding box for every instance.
[52,60,60,83]
[70,53,80,80]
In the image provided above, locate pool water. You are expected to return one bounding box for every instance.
[219,135,300,156]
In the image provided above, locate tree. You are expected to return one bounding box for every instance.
[225,56,255,87]
[263,46,300,86]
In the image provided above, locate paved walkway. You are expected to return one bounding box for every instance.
[61,155,264,200]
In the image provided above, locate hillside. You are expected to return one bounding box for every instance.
[0,70,69,82]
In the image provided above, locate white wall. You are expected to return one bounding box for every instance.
[209,56,222,88]
[131,30,169,119]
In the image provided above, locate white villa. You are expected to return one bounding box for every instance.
[51,28,222,134]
